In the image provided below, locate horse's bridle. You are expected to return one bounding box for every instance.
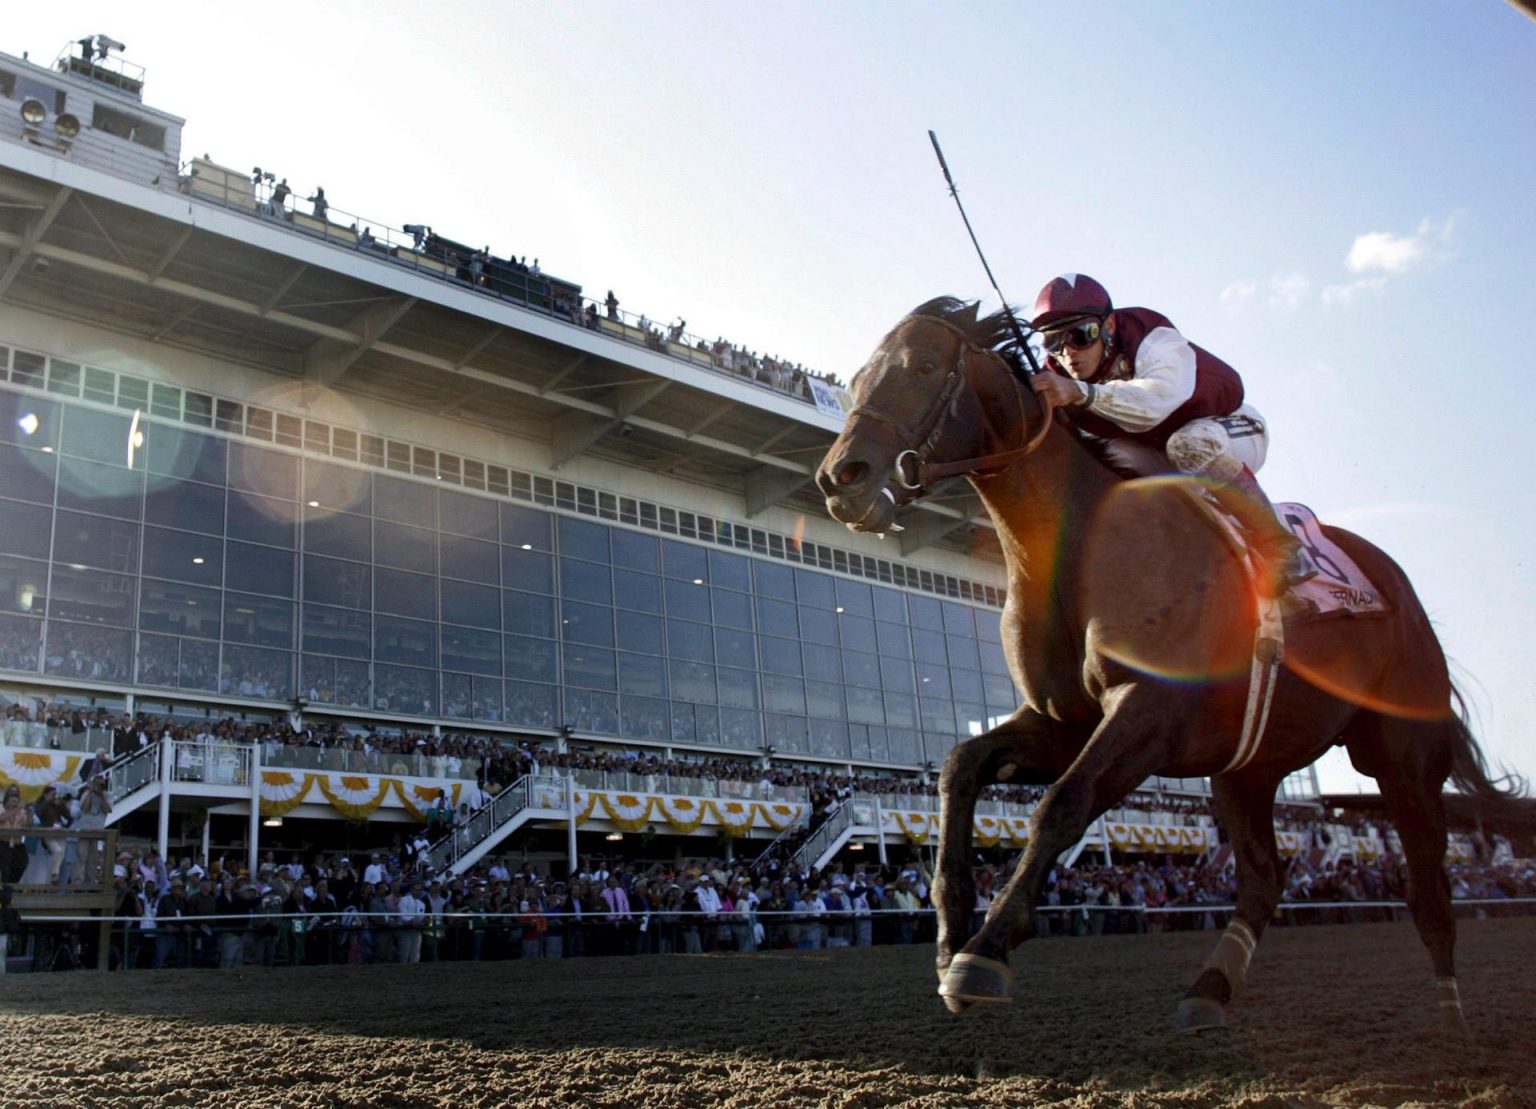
[843,316,1056,507]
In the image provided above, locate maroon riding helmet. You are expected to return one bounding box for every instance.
[1030,274,1112,329]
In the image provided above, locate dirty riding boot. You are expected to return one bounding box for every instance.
[1208,467,1313,598]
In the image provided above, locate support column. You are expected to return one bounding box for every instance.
[247,742,262,879]
[875,795,888,865]
[201,812,211,868]
[156,738,173,863]
[565,773,578,878]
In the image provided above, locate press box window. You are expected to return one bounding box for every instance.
[92,104,166,151]
[11,351,44,389]
[84,367,116,405]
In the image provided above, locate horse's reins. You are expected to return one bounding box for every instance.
[844,316,1056,503]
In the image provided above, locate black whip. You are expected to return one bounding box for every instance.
[927,130,1043,378]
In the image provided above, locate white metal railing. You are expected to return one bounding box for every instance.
[176,163,842,407]
[751,818,810,872]
[564,768,805,804]
[424,774,562,872]
[854,792,1034,820]
[787,804,856,873]
[0,719,114,753]
[108,743,161,801]
[263,745,481,781]
[169,739,252,786]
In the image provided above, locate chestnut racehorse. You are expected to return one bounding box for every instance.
[815,297,1527,1035]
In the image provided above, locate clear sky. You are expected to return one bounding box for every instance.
[7,3,1535,794]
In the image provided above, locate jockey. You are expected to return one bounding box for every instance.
[1027,273,1309,596]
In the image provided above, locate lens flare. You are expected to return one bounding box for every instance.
[1283,627,1452,721]
[1079,474,1256,685]
[127,409,145,468]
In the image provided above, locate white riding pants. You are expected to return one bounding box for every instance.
[1165,403,1269,480]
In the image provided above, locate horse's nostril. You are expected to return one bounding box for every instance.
[837,462,865,487]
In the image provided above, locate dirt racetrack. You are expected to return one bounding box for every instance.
[1,917,1532,1107]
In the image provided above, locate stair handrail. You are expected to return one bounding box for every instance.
[750,817,808,872]
[423,773,565,873]
[787,802,856,874]
[107,743,162,802]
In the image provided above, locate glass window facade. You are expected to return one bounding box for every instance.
[0,387,1017,765]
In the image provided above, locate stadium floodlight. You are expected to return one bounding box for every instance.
[54,112,81,151]
[20,97,46,136]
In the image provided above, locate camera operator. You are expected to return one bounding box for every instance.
[114,868,152,969]
[75,776,112,885]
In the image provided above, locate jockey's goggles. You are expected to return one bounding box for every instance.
[1040,319,1103,354]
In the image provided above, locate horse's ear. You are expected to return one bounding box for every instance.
[960,302,980,326]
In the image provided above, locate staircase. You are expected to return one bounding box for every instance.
[422,774,564,877]
[785,803,857,874]
[105,744,162,824]
[750,816,810,873]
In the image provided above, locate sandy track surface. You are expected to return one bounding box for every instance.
[1,918,1532,1107]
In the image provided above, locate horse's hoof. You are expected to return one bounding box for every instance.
[1175,996,1227,1035]
[942,994,976,1014]
[938,953,1014,1007]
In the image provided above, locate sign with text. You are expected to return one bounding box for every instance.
[808,378,852,421]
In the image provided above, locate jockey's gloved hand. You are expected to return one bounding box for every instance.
[1030,371,1090,409]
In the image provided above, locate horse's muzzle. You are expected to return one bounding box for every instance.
[818,437,912,535]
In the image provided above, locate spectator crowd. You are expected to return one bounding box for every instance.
[4,700,1176,808]
[8,837,1533,974]
[226,169,846,407]
[4,698,1532,974]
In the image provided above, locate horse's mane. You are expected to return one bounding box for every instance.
[907,297,1026,361]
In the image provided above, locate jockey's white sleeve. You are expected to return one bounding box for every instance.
[1087,326,1197,433]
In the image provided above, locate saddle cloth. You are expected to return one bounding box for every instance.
[1193,494,1391,621]
[1274,502,1392,620]
[1171,492,1389,772]
[1205,500,1390,773]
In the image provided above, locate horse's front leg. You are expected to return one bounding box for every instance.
[939,684,1179,1009]
[932,709,1075,1004]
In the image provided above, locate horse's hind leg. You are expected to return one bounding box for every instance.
[1177,770,1285,1034]
[1367,717,1470,1039]
[932,709,1075,1007]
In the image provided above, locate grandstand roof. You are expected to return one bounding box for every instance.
[1319,792,1536,834]
[0,43,1001,564]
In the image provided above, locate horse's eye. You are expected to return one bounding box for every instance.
[914,359,937,374]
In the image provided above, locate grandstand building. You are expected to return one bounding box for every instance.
[0,41,1317,873]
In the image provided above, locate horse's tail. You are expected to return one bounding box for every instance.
[1446,684,1533,823]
